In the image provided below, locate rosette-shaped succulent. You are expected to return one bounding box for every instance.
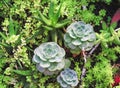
[64,21,96,54]
[32,42,69,75]
[57,68,78,88]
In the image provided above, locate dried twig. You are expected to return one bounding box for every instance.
[88,43,100,56]
[79,44,100,87]
[80,48,87,83]
[115,27,120,32]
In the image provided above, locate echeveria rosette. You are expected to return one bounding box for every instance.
[57,68,78,88]
[32,42,69,75]
[64,21,96,54]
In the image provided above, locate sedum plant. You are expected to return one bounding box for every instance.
[64,21,96,54]
[32,42,70,75]
[57,68,78,88]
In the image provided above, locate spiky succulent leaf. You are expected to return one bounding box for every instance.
[38,11,51,26]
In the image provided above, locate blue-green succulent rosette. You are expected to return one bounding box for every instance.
[57,68,78,88]
[32,42,70,75]
[64,21,96,54]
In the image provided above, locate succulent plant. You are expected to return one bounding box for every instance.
[32,42,70,75]
[57,68,79,88]
[64,21,96,54]
[35,1,70,31]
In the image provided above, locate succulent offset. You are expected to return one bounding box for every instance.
[57,68,78,88]
[32,42,69,75]
[64,21,96,54]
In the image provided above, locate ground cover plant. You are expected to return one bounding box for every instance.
[0,0,120,88]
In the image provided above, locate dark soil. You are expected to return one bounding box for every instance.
[95,0,120,19]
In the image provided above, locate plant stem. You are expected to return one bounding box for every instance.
[51,30,57,43]
[17,60,23,69]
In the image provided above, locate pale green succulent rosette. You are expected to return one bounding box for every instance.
[32,42,70,75]
[57,68,78,88]
[64,21,96,54]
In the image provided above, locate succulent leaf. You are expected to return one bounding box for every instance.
[38,11,51,26]
[64,33,72,43]
[72,39,82,45]
[64,59,71,69]
[32,55,41,63]
[34,47,47,61]
[68,29,77,39]
[56,59,65,70]
[64,21,96,54]
[40,61,50,68]
[54,20,70,28]
[48,1,55,20]
[48,63,58,71]
[36,64,45,72]
[57,76,68,87]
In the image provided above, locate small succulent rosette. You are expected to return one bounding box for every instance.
[57,68,78,88]
[32,42,70,75]
[64,21,96,54]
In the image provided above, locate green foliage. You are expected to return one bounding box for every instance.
[81,21,120,88]
[83,58,113,88]
[74,62,81,80]
[46,83,60,88]
[0,0,120,88]
[96,22,120,49]
[35,1,70,31]
[0,16,21,49]
[13,70,32,76]
[102,0,112,4]
[116,85,120,88]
